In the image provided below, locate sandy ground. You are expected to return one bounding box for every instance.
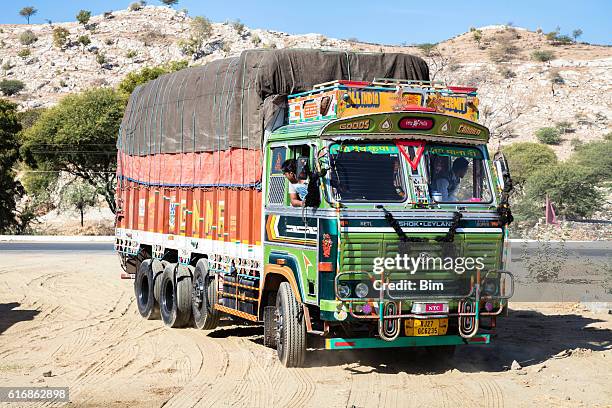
[0,252,610,408]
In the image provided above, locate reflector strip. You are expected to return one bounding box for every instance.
[447,86,477,94]
[338,80,370,87]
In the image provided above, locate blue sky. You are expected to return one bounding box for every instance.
[2,0,610,45]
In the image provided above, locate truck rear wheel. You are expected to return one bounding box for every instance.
[276,282,306,367]
[153,260,167,303]
[135,259,159,320]
[192,259,220,330]
[160,263,191,328]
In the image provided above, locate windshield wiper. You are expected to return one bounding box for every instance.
[376,205,409,242]
[376,205,462,243]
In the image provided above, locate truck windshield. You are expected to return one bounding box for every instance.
[426,145,492,203]
[328,143,406,202]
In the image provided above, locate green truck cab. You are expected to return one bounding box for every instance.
[260,79,514,366]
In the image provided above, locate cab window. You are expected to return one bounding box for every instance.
[426,145,492,203]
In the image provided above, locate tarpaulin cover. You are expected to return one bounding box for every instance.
[118,49,430,155]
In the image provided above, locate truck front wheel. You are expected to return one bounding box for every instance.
[160,263,191,328]
[192,259,221,330]
[135,259,160,320]
[276,282,306,367]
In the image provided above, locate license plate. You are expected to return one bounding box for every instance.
[405,318,448,336]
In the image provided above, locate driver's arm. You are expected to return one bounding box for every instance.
[289,192,303,207]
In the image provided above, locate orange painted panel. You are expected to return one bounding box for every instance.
[117,185,261,245]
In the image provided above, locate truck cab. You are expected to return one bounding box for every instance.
[260,79,514,365]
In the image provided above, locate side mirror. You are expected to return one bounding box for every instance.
[493,152,513,193]
[296,156,310,181]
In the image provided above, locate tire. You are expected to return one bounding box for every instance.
[176,265,193,321]
[152,259,165,304]
[276,282,306,367]
[263,306,277,348]
[192,259,221,330]
[135,259,159,320]
[160,263,191,328]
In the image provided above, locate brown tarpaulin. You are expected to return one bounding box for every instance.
[118,49,429,155]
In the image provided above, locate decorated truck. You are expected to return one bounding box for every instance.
[115,49,514,367]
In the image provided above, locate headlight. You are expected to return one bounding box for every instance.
[337,284,351,299]
[355,283,369,298]
[483,279,497,296]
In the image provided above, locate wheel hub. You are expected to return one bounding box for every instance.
[192,277,204,308]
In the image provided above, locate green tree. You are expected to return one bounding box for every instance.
[19,30,38,46]
[570,136,612,184]
[546,29,560,41]
[118,61,188,99]
[0,99,23,233]
[96,52,106,65]
[0,79,25,96]
[160,0,179,6]
[60,178,97,227]
[531,50,555,62]
[179,16,213,55]
[76,10,92,25]
[129,2,142,11]
[231,19,245,35]
[20,88,124,213]
[554,35,573,45]
[502,142,558,188]
[17,48,31,58]
[472,29,482,47]
[192,16,213,40]
[535,127,561,145]
[19,6,37,24]
[18,108,56,224]
[53,27,70,48]
[572,29,583,42]
[20,162,59,214]
[522,163,603,220]
[416,43,437,57]
[78,35,91,48]
[17,108,45,131]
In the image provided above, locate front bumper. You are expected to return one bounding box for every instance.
[325,334,491,350]
[328,270,514,341]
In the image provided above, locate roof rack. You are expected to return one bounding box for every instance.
[371,78,447,89]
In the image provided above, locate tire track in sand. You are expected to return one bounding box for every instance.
[479,377,505,408]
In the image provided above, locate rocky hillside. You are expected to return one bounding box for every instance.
[1,6,610,158]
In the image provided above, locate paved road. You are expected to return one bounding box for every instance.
[0,242,114,252]
[1,240,609,303]
[1,240,610,256]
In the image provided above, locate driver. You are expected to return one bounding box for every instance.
[281,159,308,207]
[432,157,469,201]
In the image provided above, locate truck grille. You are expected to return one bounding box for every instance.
[339,233,502,275]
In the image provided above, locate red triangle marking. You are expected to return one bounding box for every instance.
[396,140,426,171]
